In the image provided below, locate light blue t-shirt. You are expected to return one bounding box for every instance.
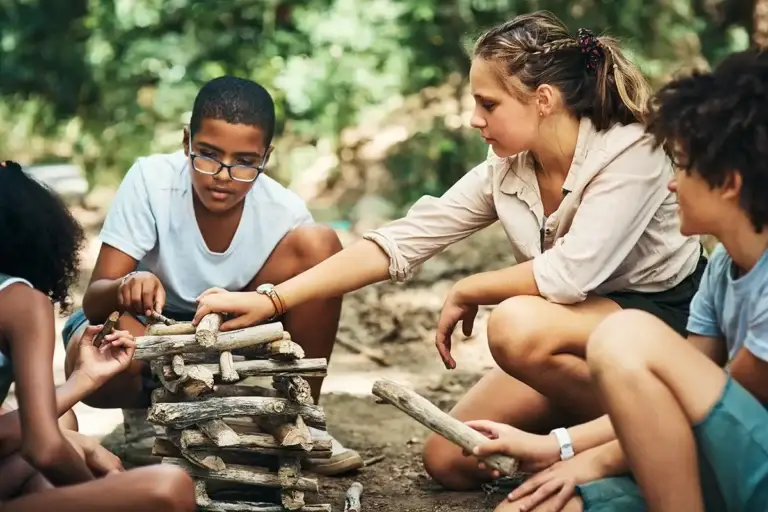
[0,274,33,404]
[687,244,768,362]
[99,150,313,315]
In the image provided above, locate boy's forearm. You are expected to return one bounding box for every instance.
[32,436,94,486]
[567,414,617,454]
[82,279,122,322]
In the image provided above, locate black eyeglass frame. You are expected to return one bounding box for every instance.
[187,131,271,183]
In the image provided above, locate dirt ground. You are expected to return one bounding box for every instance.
[7,206,519,511]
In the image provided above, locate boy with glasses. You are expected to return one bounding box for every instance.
[62,76,362,475]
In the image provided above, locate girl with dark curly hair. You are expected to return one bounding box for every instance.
[0,161,195,511]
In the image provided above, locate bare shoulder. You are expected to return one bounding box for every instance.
[0,284,52,335]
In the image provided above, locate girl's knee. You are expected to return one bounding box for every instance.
[587,310,660,376]
[422,434,478,491]
[487,296,554,366]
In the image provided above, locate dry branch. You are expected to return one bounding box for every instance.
[148,396,326,429]
[159,358,327,381]
[170,428,331,458]
[344,481,363,512]
[272,376,313,405]
[371,378,518,477]
[196,313,223,347]
[259,415,313,451]
[199,501,331,512]
[93,311,119,348]
[147,322,197,336]
[198,419,241,447]
[151,384,278,404]
[136,323,284,360]
[220,351,240,382]
[162,457,318,492]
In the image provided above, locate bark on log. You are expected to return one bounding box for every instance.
[147,322,197,336]
[136,323,285,360]
[247,339,305,361]
[151,384,278,404]
[259,415,313,452]
[198,419,241,447]
[272,376,313,405]
[344,482,363,512]
[196,313,223,347]
[151,359,215,396]
[195,479,213,507]
[162,457,318,492]
[93,311,120,348]
[171,428,331,458]
[148,396,326,429]
[199,501,331,512]
[182,448,226,471]
[149,310,176,325]
[279,458,304,510]
[371,378,518,477]
[160,358,327,381]
[220,351,240,383]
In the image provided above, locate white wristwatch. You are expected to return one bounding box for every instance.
[550,427,575,460]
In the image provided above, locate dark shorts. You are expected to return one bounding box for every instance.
[598,249,707,336]
[576,378,768,511]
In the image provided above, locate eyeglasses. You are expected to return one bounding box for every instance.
[187,131,270,183]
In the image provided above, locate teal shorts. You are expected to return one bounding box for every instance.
[575,378,768,511]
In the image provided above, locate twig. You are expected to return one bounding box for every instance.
[149,310,176,325]
[344,481,363,512]
[363,454,385,467]
[93,311,120,348]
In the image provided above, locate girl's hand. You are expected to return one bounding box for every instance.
[503,447,609,512]
[466,420,561,474]
[74,325,136,389]
[435,285,478,369]
[193,288,276,331]
[63,430,124,477]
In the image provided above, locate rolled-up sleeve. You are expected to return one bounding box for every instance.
[363,160,498,282]
[533,137,672,303]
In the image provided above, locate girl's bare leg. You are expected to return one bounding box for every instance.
[496,495,583,511]
[587,310,728,512]
[423,295,618,491]
[0,465,196,512]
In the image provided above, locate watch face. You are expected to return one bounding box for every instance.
[256,284,274,293]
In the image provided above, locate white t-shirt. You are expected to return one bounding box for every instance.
[99,150,313,315]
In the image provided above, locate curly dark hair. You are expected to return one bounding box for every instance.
[646,47,768,232]
[0,161,85,311]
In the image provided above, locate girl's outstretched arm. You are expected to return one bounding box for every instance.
[0,284,94,485]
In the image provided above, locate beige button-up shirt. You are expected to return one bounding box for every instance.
[363,118,701,304]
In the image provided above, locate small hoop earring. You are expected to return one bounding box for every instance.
[539,111,544,117]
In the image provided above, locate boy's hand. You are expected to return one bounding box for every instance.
[117,271,166,316]
[466,420,561,474]
[74,325,136,389]
[502,447,609,511]
[193,288,276,331]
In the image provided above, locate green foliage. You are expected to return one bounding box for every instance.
[0,0,757,213]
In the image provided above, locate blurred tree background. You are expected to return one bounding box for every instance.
[0,0,760,219]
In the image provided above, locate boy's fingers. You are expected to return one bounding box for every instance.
[154,285,166,314]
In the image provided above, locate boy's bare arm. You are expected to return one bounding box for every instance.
[82,244,137,323]
[729,348,768,405]
[688,334,728,366]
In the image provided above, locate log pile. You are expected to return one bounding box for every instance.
[139,314,332,512]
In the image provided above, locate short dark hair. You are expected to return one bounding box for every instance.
[189,76,276,145]
[0,161,85,311]
[647,48,768,232]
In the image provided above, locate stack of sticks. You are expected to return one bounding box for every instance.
[135,313,332,512]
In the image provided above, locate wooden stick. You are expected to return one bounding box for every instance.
[279,458,303,511]
[371,378,518,477]
[93,311,119,348]
[195,479,212,507]
[172,355,185,377]
[151,384,278,404]
[149,310,176,325]
[152,360,215,397]
[147,396,326,429]
[259,415,313,451]
[272,376,313,405]
[220,351,240,383]
[196,313,223,347]
[198,419,241,447]
[147,322,196,336]
[136,323,285,360]
[159,358,327,381]
[182,448,226,471]
[162,457,319,492]
[198,501,331,512]
[246,339,305,361]
[344,481,363,512]
[159,429,331,458]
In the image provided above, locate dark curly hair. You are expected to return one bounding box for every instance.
[646,47,768,232]
[0,161,85,311]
